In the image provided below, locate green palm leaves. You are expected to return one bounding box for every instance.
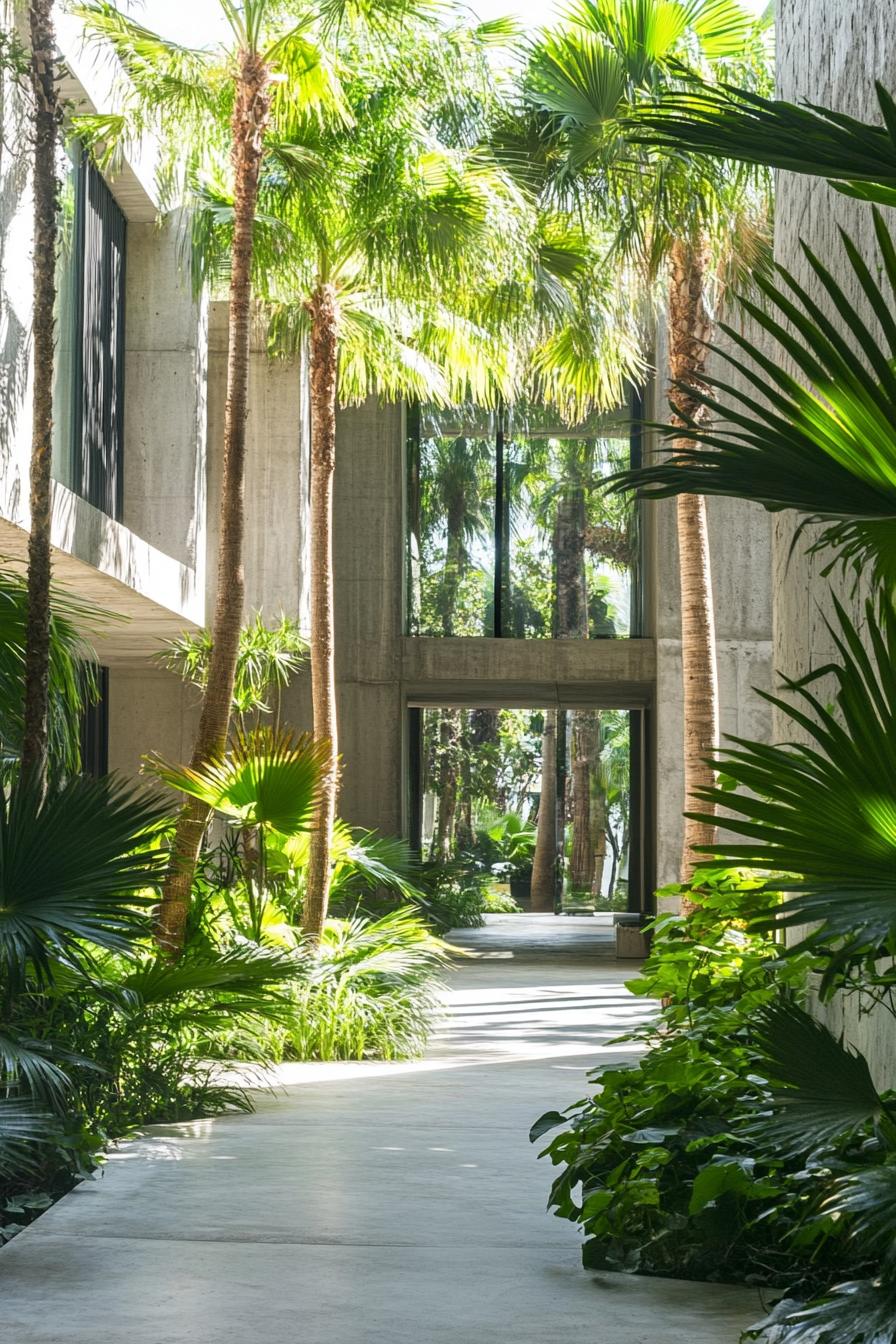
[613,211,896,586]
[0,775,170,984]
[750,1001,892,1156]
[0,572,100,775]
[690,596,896,962]
[629,78,896,208]
[149,727,329,838]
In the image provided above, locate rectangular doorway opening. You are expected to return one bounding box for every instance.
[407,705,652,923]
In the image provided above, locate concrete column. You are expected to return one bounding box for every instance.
[333,398,406,836]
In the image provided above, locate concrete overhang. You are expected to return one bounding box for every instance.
[0,485,202,663]
[402,636,655,708]
[56,13,161,223]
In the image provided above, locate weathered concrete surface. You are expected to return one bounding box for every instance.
[648,323,774,887]
[0,12,207,660]
[775,1,896,1086]
[0,930,762,1344]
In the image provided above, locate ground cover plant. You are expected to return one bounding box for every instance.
[531,871,856,1291]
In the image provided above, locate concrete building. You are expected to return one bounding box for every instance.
[0,2,775,926]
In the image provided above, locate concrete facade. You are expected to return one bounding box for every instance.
[775,0,896,1084]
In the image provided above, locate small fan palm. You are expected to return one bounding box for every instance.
[0,773,171,986]
[148,726,328,839]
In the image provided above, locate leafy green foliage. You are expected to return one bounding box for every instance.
[487,813,537,876]
[612,213,896,586]
[0,774,169,985]
[149,726,328,837]
[284,909,450,1060]
[158,613,307,722]
[0,571,102,775]
[532,870,837,1287]
[687,596,896,973]
[629,77,896,208]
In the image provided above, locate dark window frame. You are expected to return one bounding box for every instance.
[67,151,127,520]
[406,392,646,640]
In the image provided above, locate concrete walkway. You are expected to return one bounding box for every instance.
[0,917,763,1343]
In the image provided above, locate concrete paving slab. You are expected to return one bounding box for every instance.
[0,915,762,1343]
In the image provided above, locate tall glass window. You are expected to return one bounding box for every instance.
[406,396,642,639]
[52,147,127,520]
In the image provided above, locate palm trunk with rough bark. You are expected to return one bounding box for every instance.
[22,0,60,787]
[157,52,271,953]
[570,710,598,893]
[669,236,719,886]
[302,280,341,940]
[530,709,557,912]
[434,709,460,863]
[591,789,609,898]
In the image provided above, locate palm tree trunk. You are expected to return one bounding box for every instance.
[434,709,459,863]
[668,236,719,886]
[302,280,341,940]
[22,0,60,787]
[530,709,557,912]
[157,52,271,953]
[570,710,597,893]
[590,775,608,898]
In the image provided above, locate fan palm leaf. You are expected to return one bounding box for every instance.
[0,572,102,774]
[611,211,896,586]
[0,775,170,985]
[687,595,896,962]
[0,1099,56,1180]
[148,726,328,838]
[749,1001,893,1156]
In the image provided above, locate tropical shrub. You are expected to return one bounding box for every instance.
[416,861,494,931]
[483,889,523,915]
[530,871,852,1290]
[284,909,450,1061]
[487,813,537,878]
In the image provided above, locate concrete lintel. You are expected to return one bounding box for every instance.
[402,636,656,703]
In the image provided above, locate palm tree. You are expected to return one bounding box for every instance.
[22,0,61,787]
[525,0,771,881]
[230,31,531,935]
[74,0,420,953]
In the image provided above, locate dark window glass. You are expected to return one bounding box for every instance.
[53,149,127,520]
[79,665,109,778]
[407,397,642,639]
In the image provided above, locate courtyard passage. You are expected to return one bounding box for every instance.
[0,916,761,1342]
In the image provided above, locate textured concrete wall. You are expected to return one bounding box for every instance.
[333,399,406,836]
[205,303,310,625]
[776,0,896,1086]
[123,216,208,580]
[648,322,774,887]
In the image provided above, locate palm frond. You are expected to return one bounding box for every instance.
[749,1277,896,1344]
[0,571,103,774]
[687,594,896,963]
[147,726,328,838]
[749,1001,889,1156]
[628,78,896,207]
[0,1099,56,1180]
[611,212,896,586]
[824,1164,896,1271]
[0,775,170,984]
